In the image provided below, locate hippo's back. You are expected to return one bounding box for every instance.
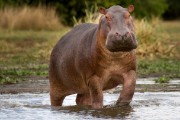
[49,23,98,84]
[52,23,97,55]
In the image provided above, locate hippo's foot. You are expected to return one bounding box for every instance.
[91,101,103,109]
[50,95,66,106]
[116,101,130,107]
[76,93,92,107]
[76,93,103,109]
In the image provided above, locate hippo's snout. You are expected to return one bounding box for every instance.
[106,32,137,52]
[114,32,131,41]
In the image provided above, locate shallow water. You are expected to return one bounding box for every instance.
[137,78,180,84]
[0,92,180,120]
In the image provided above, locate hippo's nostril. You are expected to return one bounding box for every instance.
[115,32,122,40]
[123,32,130,39]
[126,32,130,37]
[115,32,119,36]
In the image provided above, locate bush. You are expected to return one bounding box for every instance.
[58,0,168,25]
[0,0,169,26]
[163,0,180,20]
[133,0,168,19]
[135,18,176,58]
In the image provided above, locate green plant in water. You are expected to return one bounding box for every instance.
[154,76,170,83]
[0,76,25,84]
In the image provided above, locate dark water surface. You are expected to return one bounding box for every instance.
[0,92,180,120]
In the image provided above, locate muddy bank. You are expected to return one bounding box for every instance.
[0,79,49,94]
[0,78,180,94]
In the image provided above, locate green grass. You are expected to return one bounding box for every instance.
[138,20,180,78]
[0,29,69,66]
[161,21,180,59]
[138,59,180,78]
[0,6,66,84]
[0,29,69,84]
[154,76,170,83]
[0,64,48,84]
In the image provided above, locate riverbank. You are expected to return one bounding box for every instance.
[0,78,180,94]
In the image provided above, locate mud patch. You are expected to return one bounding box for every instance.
[0,78,180,94]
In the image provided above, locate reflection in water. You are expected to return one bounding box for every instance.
[90,105,133,119]
[57,105,133,119]
[0,92,180,120]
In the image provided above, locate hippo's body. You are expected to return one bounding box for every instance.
[49,5,137,109]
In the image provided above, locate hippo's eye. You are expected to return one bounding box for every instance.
[105,15,112,22]
[124,12,130,19]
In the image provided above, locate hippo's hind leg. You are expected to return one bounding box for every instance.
[49,76,69,106]
[50,82,68,106]
[50,93,66,106]
[76,93,92,107]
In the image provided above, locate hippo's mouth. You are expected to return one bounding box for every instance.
[106,35,137,52]
[107,44,137,52]
[106,34,137,52]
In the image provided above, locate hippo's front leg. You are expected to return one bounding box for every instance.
[116,70,136,106]
[88,75,103,109]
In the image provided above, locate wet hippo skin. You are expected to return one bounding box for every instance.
[49,5,137,109]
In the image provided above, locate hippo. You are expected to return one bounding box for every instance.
[49,5,137,109]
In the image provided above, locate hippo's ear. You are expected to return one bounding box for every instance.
[99,7,106,15]
[128,5,134,13]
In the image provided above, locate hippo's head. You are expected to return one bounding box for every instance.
[99,5,137,52]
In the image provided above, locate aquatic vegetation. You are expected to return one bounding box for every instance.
[154,76,170,83]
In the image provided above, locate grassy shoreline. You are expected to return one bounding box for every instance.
[0,29,69,84]
[1,58,179,84]
[0,20,180,84]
